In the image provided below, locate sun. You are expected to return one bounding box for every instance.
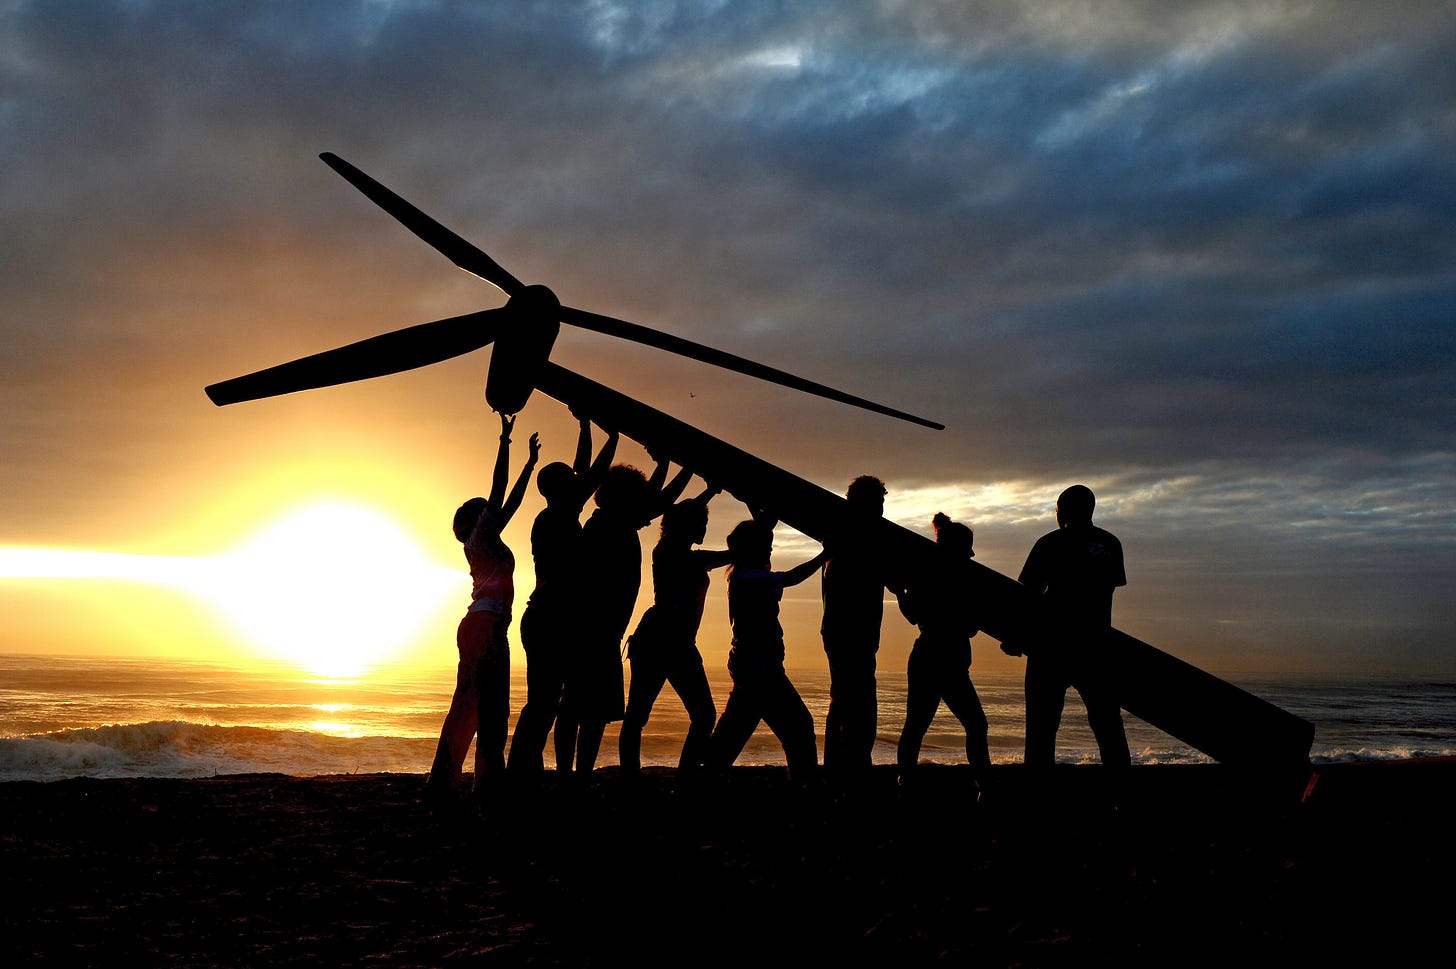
[206,501,459,677]
[0,500,461,677]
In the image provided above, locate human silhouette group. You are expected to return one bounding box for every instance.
[427,412,1129,801]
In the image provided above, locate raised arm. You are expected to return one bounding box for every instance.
[749,505,778,530]
[487,412,516,512]
[499,433,541,528]
[658,465,693,508]
[781,547,830,588]
[692,548,736,571]
[895,582,921,626]
[571,409,593,475]
[645,450,671,492]
[780,546,829,588]
[579,424,619,506]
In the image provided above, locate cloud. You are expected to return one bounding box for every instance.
[2,0,1453,668]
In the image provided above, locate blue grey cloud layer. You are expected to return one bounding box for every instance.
[2,1,1452,668]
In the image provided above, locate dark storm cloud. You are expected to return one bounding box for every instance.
[2,1,1453,666]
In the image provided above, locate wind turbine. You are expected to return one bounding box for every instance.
[206,153,943,431]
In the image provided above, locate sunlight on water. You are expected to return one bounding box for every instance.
[1,654,1452,780]
[307,721,366,738]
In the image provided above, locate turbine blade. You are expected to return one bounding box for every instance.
[205,308,506,405]
[558,306,944,430]
[319,152,525,297]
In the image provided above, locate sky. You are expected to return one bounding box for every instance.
[1,0,1453,677]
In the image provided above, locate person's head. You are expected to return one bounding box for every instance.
[661,499,710,545]
[726,518,774,569]
[1056,485,1096,528]
[453,496,489,543]
[845,475,887,519]
[594,464,650,515]
[536,461,577,503]
[932,512,974,559]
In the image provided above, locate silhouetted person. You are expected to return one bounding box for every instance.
[619,483,732,772]
[507,413,617,773]
[1006,484,1130,768]
[557,452,691,773]
[895,513,991,786]
[821,474,893,772]
[428,412,539,799]
[707,513,826,783]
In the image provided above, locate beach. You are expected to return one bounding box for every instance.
[3,761,1450,967]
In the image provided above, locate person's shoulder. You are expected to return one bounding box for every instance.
[1028,528,1063,553]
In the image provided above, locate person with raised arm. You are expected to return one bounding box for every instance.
[706,509,827,783]
[427,411,540,800]
[556,447,693,774]
[619,481,732,773]
[507,411,617,773]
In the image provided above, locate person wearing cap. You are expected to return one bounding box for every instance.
[427,411,540,798]
[1006,484,1130,768]
[895,513,990,786]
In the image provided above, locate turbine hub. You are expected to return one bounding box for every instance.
[507,284,561,323]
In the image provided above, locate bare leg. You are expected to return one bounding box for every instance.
[669,658,717,770]
[428,614,484,790]
[619,658,668,773]
[576,720,606,773]
[897,646,940,777]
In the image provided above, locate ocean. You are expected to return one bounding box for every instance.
[1,653,1452,781]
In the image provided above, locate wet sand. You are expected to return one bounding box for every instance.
[2,761,1450,967]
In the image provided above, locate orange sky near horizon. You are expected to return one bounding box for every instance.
[4,2,1452,681]
[0,412,1336,681]
[0,225,1427,679]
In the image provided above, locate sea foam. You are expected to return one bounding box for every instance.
[0,721,434,782]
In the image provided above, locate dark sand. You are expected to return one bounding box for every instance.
[2,761,1450,967]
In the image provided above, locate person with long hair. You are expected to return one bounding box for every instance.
[427,412,539,800]
[895,513,991,787]
[618,483,731,773]
[706,512,826,783]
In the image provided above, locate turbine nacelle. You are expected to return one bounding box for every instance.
[489,284,562,415]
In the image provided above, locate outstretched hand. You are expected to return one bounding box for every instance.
[528,433,542,462]
[499,412,516,439]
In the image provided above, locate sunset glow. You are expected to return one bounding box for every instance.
[204,502,458,676]
[0,501,460,677]
[2,1,1453,678]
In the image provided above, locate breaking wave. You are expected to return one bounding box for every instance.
[0,721,434,782]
